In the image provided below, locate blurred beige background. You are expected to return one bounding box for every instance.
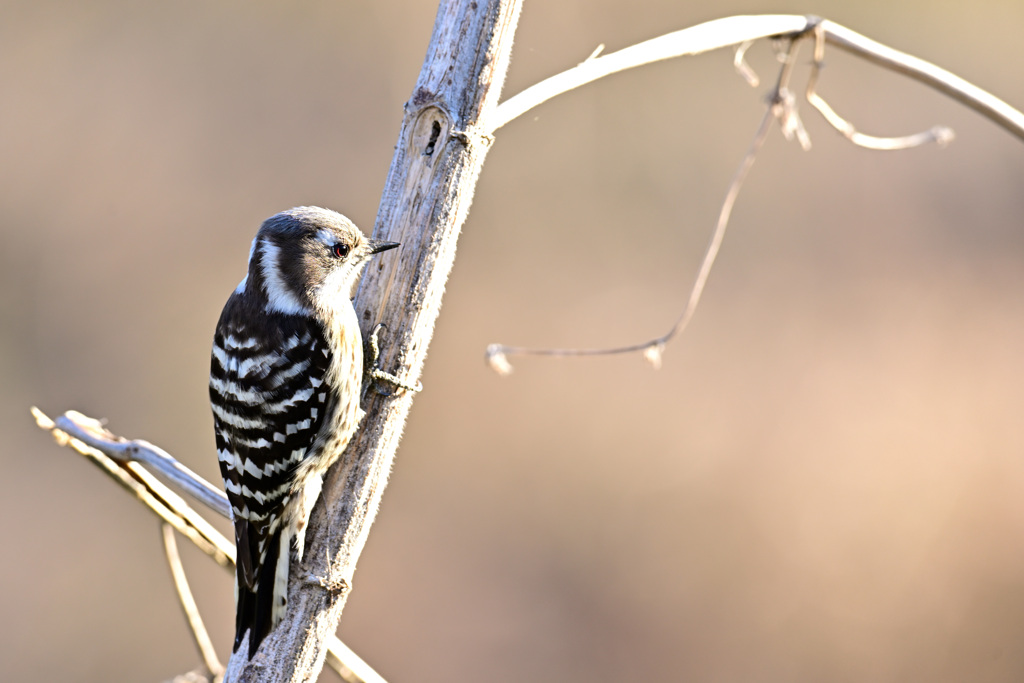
[5,1,1024,681]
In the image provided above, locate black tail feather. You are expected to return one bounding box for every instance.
[233,525,283,659]
[233,570,254,653]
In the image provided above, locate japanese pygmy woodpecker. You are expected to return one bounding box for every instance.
[209,206,398,657]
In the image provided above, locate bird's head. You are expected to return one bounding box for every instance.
[240,206,399,316]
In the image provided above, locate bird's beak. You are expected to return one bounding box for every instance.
[367,240,400,255]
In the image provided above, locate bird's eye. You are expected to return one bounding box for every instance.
[332,243,350,259]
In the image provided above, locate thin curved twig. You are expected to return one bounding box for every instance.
[163,523,224,680]
[806,23,955,150]
[488,38,800,375]
[733,40,759,87]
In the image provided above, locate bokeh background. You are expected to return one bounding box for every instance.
[5,1,1024,681]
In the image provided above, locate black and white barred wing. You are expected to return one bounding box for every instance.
[209,308,333,591]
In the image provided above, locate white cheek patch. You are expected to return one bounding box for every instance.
[259,240,312,315]
[313,263,359,311]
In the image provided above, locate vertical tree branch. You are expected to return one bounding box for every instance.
[223,1,524,680]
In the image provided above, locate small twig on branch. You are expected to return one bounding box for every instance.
[163,523,224,680]
[806,23,955,150]
[733,40,759,87]
[582,44,605,64]
[769,38,811,150]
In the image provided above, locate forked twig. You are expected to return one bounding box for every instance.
[47,410,228,516]
[31,407,385,683]
[31,408,234,567]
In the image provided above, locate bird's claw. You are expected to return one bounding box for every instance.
[364,324,422,397]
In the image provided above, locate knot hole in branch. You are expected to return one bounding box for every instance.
[409,106,450,159]
[424,120,442,156]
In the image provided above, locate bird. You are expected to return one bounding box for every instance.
[209,206,399,658]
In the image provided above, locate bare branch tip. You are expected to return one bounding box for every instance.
[485,344,514,376]
[932,126,956,146]
[61,410,114,439]
[33,407,75,447]
[772,89,812,150]
[643,343,665,370]
[30,406,54,430]
[733,41,759,88]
